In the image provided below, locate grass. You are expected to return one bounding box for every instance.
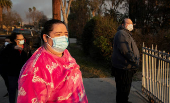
[68,43,112,78]
[68,43,142,81]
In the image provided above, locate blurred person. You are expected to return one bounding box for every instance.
[17,19,88,103]
[111,18,140,103]
[1,32,32,103]
[0,36,12,51]
[0,36,11,97]
[4,36,11,46]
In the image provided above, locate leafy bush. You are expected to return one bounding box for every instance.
[68,13,77,38]
[82,15,118,61]
[68,0,89,39]
[82,17,96,55]
[93,16,118,60]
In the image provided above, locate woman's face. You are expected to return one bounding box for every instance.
[14,34,24,46]
[43,23,68,49]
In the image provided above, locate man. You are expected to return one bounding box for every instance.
[1,33,32,103]
[0,36,11,98]
[111,18,140,103]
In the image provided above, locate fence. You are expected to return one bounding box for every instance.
[142,42,170,103]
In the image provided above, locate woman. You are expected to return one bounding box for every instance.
[17,19,88,103]
[1,32,32,103]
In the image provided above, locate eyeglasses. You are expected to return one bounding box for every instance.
[16,39,24,41]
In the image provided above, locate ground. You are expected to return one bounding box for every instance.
[133,71,142,81]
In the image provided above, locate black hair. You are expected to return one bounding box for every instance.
[5,35,10,39]
[121,19,125,25]
[10,32,22,43]
[41,19,65,43]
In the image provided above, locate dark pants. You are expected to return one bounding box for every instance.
[8,76,18,103]
[114,68,135,103]
[0,71,9,92]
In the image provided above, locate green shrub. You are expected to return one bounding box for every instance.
[82,17,96,55]
[82,15,118,61]
[93,16,118,61]
[68,13,77,38]
[68,0,89,39]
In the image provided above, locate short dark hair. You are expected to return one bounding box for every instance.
[41,19,65,43]
[10,32,22,43]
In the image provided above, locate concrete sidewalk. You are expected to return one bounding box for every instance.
[83,78,148,103]
[0,76,148,103]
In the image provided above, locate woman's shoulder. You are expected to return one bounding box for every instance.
[24,47,44,65]
[64,49,70,56]
[19,48,44,76]
[64,49,77,62]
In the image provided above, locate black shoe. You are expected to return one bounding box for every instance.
[3,93,8,98]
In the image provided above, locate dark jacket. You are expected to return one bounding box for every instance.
[111,26,140,70]
[0,43,32,77]
[0,44,8,75]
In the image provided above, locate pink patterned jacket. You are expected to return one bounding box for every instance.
[17,46,88,103]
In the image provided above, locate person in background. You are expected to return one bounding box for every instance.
[17,19,88,103]
[1,32,32,103]
[4,36,11,46]
[0,36,12,52]
[111,18,140,103]
[0,36,11,97]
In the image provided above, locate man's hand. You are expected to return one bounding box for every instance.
[14,45,23,50]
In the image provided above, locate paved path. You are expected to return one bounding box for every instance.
[69,38,77,44]
[83,78,148,103]
[0,76,148,103]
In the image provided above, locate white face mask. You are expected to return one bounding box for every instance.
[5,42,9,46]
[19,40,24,45]
[127,24,133,31]
[46,35,69,53]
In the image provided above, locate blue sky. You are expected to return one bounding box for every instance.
[11,0,53,24]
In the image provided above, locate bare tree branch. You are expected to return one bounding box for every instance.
[66,0,73,18]
[60,0,65,13]
[64,0,66,9]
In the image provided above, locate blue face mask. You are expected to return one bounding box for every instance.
[46,35,69,53]
[5,42,9,46]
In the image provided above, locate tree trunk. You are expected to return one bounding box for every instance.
[53,0,61,20]
[0,6,3,28]
[63,13,68,28]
